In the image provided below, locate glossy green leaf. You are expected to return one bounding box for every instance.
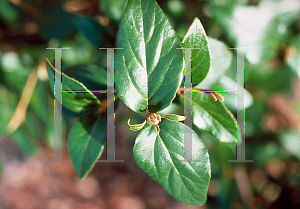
[46,59,100,113]
[68,115,106,179]
[182,17,210,86]
[133,119,211,206]
[115,0,184,113]
[180,92,241,144]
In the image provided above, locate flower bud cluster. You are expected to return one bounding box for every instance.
[146,112,161,126]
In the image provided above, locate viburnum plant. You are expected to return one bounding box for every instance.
[46,0,239,206]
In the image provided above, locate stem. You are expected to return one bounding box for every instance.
[97,93,119,114]
[7,71,38,133]
[145,109,151,116]
[176,87,224,102]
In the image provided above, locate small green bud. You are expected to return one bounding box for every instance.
[165,114,186,122]
[127,119,146,131]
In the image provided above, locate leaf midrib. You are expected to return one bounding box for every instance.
[79,116,102,175]
[46,59,100,105]
[182,94,235,138]
[160,127,206,182]
[154,124,205,201]
[141,2,149,106]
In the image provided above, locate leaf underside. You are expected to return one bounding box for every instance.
[68,115,106,179]
[46,59,100,113]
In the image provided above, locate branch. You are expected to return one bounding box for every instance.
[176,87,224,102]
[97,93,119,114]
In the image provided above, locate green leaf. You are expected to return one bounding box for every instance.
[52,34,95,67]
[115,0,184,113]
[30,80,50,125]
[248,143,284,165]
[0,0,19,25]
[245,100,266,137]
[180,92,240,144]
[209,1,300,64]
[68,114,106,179]
[71,14,108,47]
[166,0,184,18]
[99,0,128,21]
[158,102,181,115]
[45,113,67,149]
[36,1,75,40]
[182,17,210,86]
[12,127,37,156]
[0,86,17,135]
[246,64,294,95]
[287,34,300,78]
[165,114,186,122]
[197,37,232,89]
[0,52,30,90]
[63,64,121,113]
[46,59,100,113]
[64,65,107,90]
[213,75,253,111]
[133,119,211,206]
[279,130,300,160]
[24,108,46,140]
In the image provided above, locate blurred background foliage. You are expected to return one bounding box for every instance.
[0,0,300,208]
